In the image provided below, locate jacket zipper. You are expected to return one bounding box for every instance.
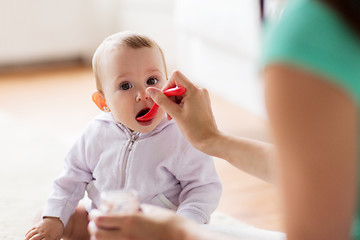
[120,132,139,188]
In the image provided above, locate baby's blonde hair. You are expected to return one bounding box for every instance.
[92,31,168,91]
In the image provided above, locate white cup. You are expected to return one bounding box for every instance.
[99,189,140,214]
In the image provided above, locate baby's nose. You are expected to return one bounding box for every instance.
[136,91,150,102]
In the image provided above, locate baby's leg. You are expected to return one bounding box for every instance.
[62,205,90,240]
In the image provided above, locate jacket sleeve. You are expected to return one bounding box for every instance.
[175,142,223,224]
[42,132,93,226]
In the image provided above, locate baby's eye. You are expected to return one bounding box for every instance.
[146,77,158,86]
[120,82,132,90]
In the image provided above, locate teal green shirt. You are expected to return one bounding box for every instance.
[262,0,360,238]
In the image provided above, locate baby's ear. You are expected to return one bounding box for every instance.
[92,91,110,112]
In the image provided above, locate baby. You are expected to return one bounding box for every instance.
[25,31,222,240]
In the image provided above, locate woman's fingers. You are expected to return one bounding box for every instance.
[161,70,197,92]
[171,70,198,92]
[89,214,139,240]
[89,205,188,240]
[88,221,124,240]
[146,71,194,119]
[89,210,134,230]
[89,210,119,229]
[148,71,218,153]
[146,87,182,118]
[147,71,197,116]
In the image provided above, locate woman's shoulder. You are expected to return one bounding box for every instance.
[263,0,360,101]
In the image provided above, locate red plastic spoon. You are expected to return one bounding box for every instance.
[136,86,186,122]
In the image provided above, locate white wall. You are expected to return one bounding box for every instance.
[0,0,265,116]
[174,0,265,116]
[113,0,176,68]
[0,0,176,66]
[0,0,117,65]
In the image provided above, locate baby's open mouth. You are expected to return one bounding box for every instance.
[136,108,151,119]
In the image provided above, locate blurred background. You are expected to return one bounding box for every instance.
[0,0,264,115]
[0,0,283,239]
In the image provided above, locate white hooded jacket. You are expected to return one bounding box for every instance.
[42,112,222,225]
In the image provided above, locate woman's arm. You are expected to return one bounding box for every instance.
[146,70,274,182]
[265,64,358,240]
[207,132,275,182]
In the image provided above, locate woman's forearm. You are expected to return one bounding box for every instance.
[203,132,275,183]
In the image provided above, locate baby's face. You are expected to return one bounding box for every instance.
[99,45,166,133]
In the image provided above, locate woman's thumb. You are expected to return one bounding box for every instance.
[146,87,179,117]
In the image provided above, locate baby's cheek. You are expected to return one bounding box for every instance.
[111,109,130,125]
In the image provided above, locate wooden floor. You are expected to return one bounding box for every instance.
[0,65,283,232]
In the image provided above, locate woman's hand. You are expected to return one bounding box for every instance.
[147,70,273,182]
[88,204,191,240]
[146,70,220,155]
[89,204,241,240]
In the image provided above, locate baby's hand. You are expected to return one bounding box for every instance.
[25,217,64,240]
